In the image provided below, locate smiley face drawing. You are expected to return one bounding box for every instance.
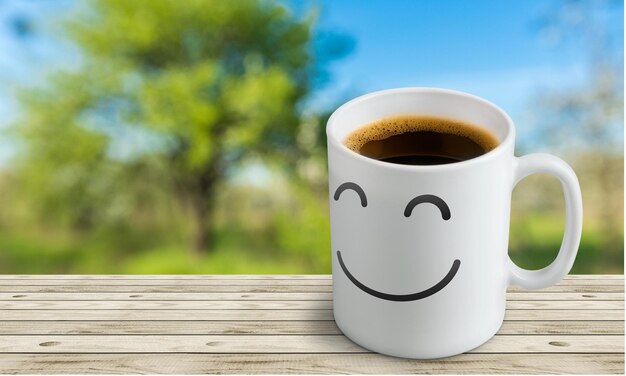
[333,181,461,302]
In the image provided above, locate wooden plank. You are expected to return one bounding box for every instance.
[0,300,334,310]
[0,309,336,321]
[495,320,624,335]
[1,285,623,293]
[473,335,624,353]
[0,334,621,353]
[1,292,622,301]
[0,279,622,286]
[506,301,624,309]
[0,353,621,374]
[0,320,342,335]
[0,309,623,321]
[504,310,624,320]
[0,334,361,353]
[0,320,621,335]
[0,299,622,310]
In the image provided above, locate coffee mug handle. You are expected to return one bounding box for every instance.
[508,153,583,289]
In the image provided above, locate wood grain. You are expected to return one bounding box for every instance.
[0,285,339,293]
[0,299,621,310]
[0,320,622,335]
[0,284,624,295]
[0,292,623,301]
[1,309,623,321]
[0,284,623,293]
[0,292,336,301]
[0,274,622,374]
[0,354,621,374]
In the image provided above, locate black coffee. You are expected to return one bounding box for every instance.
[344,115,499,165]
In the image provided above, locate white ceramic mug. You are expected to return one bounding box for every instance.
[326,88,583,359]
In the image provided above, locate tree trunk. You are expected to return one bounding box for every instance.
[173,130,225,257]
[190,198,212,256]
[187,165,218,257]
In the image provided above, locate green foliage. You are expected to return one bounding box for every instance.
[61,0,313,172]
[509,214,624,274]
[273,183,332,272]
[10,0,347,253]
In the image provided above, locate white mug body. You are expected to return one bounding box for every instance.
[327,88,517,359]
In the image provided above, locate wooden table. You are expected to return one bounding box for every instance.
[0,274,622,374]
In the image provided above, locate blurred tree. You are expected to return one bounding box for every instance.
[12,0,351,255]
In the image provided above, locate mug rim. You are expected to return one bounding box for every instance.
[326,87,515,171]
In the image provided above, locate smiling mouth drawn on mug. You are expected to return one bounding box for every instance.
[336,251,461,302]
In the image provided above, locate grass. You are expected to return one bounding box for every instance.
[509,214,623,274]
[0,215,621,274]
[0,227,331,274]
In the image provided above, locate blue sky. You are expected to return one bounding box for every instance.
[0,0,623,162]
[301,0,623,132]
[292,0,623,151]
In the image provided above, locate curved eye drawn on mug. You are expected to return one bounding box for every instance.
[404,194,451,220]
[333,182,367,207]
[333,181,460,302]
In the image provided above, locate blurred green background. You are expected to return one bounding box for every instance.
[0,0,622,274]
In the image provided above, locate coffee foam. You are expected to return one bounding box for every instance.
[344,115,499,152]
